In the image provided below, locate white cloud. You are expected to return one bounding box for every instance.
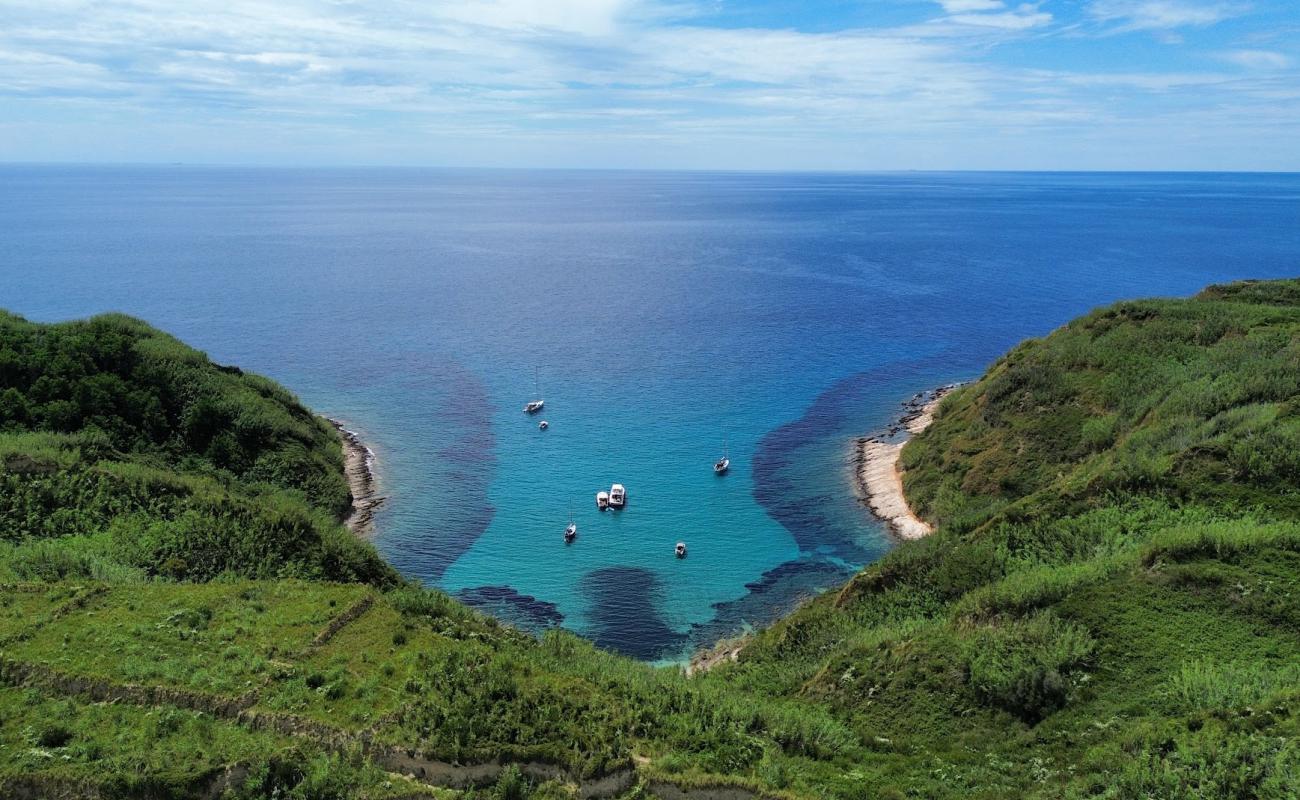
[1088,0,1246,31]
[938,0,1006,11]
[1217,49,1293,70]
[431,0,637,36]
[0,0,1295,168]
[948,8,1053,29]
[930,0,1052,30]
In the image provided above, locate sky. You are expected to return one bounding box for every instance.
[1,0,1298,170]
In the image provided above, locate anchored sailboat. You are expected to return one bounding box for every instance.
[523,367,544,414]
[564,505,577,544]
[714,438,730,475]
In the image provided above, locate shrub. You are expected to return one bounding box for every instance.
[493,764,530,800]
[34,724,74,748]
[962,612,1096,723]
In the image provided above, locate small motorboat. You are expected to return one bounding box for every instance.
[608,483,626,509]
[596,491,610,510]
[675,541,687,558]
[538,420,549,430]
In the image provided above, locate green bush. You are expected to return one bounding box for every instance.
[962,612,1096,722]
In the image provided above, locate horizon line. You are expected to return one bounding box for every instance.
[3,161,1299,177]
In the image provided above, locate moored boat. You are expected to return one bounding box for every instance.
[523,366,544,414]
[596,491,610,510]
[714,438,729,474]
[675,541,687,558]
[608,483,626,508]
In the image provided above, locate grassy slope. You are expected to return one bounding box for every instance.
[714,278,1300,798]
[3,281,1300,798]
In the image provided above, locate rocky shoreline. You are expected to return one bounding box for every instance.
[853,384,959,540]
[685,633,750,677]
[327,418,386,537]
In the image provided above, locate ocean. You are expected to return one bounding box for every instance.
[3,167,1298,660]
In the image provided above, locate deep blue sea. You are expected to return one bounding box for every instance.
[3,167,1298,660]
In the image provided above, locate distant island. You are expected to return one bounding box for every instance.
[2,279,1299,799]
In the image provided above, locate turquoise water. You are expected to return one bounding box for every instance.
[3,167,1298,659]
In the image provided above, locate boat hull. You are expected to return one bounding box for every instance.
[608,484,626,508]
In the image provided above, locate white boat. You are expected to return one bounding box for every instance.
[714,439,730,474]
[538,420,549,430]
[596,491,610,510]
[564,505,577,543]
[675,541,687,558]
[608,483,626,508]
[523,367,544,414]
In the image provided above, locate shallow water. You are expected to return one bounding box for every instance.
[4,167,1298,660]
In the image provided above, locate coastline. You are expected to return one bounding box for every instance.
[686,384,959,675]
[685,633,750,677]
[326,418,386,537]
[854,384,958,540]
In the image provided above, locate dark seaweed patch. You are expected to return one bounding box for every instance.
[685,557,855,651]
[456,585,564,634]
[580,567,685,660]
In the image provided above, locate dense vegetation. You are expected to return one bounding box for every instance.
[0,311,394,585]
[3,280,1300,799]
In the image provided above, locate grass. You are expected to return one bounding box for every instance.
[1166,659,1300,714]
[0,686,287,791]
[6,581,370,696]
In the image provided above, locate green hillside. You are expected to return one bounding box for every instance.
[2,281,1300,799]
[0,311,394,586]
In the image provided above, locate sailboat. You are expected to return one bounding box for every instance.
[714,438,730,475]
[523,367,544,414]
[563,505,577,544]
